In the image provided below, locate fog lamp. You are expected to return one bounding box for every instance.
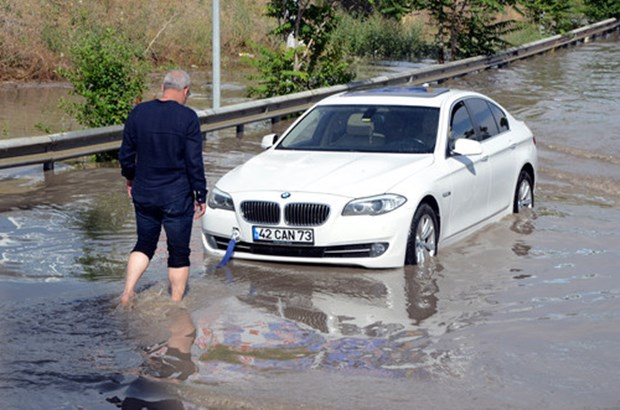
[205,234,219,249]
[369,242,388,257]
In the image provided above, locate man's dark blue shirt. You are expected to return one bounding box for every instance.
[119,99,206,207]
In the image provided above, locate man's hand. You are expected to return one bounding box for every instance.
[126,180,133,198]
[194,202,206,219]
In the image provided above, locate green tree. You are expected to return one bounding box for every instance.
[59,27,148,129]
[246,0,355,98]
[519,0,581,34]
[412,0,517,62]
[582,0,620,21]
[340,0,414,19]
[369,0,414,20]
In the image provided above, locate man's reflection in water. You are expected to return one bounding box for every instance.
[110,307,197,410]
[141,307,197,380]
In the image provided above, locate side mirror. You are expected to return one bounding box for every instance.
[260,133,278,149]
[453,138,483,156]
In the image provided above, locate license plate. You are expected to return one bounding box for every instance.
[252,226,314,244]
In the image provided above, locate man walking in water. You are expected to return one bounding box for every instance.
[119,69,206,305]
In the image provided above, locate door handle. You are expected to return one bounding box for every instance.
[481,156,489,162]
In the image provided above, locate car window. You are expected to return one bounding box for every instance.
[278,108,323,148]
[278,105,439,154]
[449,101,476,151]
[489,102,510,132]
[466,98,500,140]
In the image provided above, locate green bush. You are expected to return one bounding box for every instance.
[57,27,148,162]
[503,21,545,47]
[58,27,148,129]
[245,43,355,98]
[332,13,428,61]
[245,1,355,98]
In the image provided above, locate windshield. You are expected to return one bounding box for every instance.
[277,105,439,154]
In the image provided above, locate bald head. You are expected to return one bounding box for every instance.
[161,69,192,104]
[163,70,191,91]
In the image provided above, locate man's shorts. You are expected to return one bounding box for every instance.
[133,194,194,268]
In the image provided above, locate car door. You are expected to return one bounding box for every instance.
[441,100,492,239]
[465,98,517,216]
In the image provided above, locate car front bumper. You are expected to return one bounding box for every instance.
[201,201,413,269]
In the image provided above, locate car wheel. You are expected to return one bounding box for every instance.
[513,170,534,213]
[405,203,438,266]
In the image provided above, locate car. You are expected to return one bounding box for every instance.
[201,86,537,268]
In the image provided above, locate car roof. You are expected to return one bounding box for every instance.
[346,86,450,98]
[319,86,475,108]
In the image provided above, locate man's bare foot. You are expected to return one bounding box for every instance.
[119,291,135,305]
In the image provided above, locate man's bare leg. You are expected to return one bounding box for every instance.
[168,266,189,302]
[120,251,150,305]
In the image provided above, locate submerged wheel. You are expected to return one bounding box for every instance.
[513,170,534,213]
[405,203,439,266]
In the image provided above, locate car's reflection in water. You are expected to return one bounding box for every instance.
[192,261,443,381]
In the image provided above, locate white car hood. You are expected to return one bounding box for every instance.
[217,150,434,198]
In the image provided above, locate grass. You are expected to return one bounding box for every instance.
[332,12,432,61]
[1,1,561,84]
[0,0,273,82]
[503,21,547,47]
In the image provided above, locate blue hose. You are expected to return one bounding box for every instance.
[216,237,237,268]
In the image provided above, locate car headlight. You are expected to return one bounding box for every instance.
[342,194,407,216]
[207,187,235,211]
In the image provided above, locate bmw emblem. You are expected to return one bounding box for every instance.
[281,192,291,199]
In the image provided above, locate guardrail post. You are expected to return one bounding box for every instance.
[236,124,244,136]
[43,161,54,171]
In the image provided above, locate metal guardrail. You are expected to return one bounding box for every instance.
[1,18,618,171]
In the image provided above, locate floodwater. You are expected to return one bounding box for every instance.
[1,32,619,409]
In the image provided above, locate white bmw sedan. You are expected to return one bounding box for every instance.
[202,87,537,268]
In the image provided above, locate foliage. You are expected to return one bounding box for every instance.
[503,20,546,46]
[581,0,620,21]
[0,0,273,83]
[332,12,429,60]
[338,0,415,20]
[412,0,518,62]
[245,45,305,97]
[518,0,582,34]
[58,27,148,161]
[368,0,414,20]
[58,27,148,129]
[246,0,355,98]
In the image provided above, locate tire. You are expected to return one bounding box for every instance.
[405,203,439,266]
[513,170,534,213]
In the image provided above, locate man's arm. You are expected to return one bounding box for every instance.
[119,113,137,182]
[185,113,207,215]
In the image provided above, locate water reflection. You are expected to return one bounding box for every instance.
[227,263,439,336]
[0,167,136,281]
[75,191,134,281]
[189,261,442,380]
[109,306,197,408]
[140,307,197,381]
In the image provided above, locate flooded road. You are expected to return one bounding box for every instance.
[1,32,619,409]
